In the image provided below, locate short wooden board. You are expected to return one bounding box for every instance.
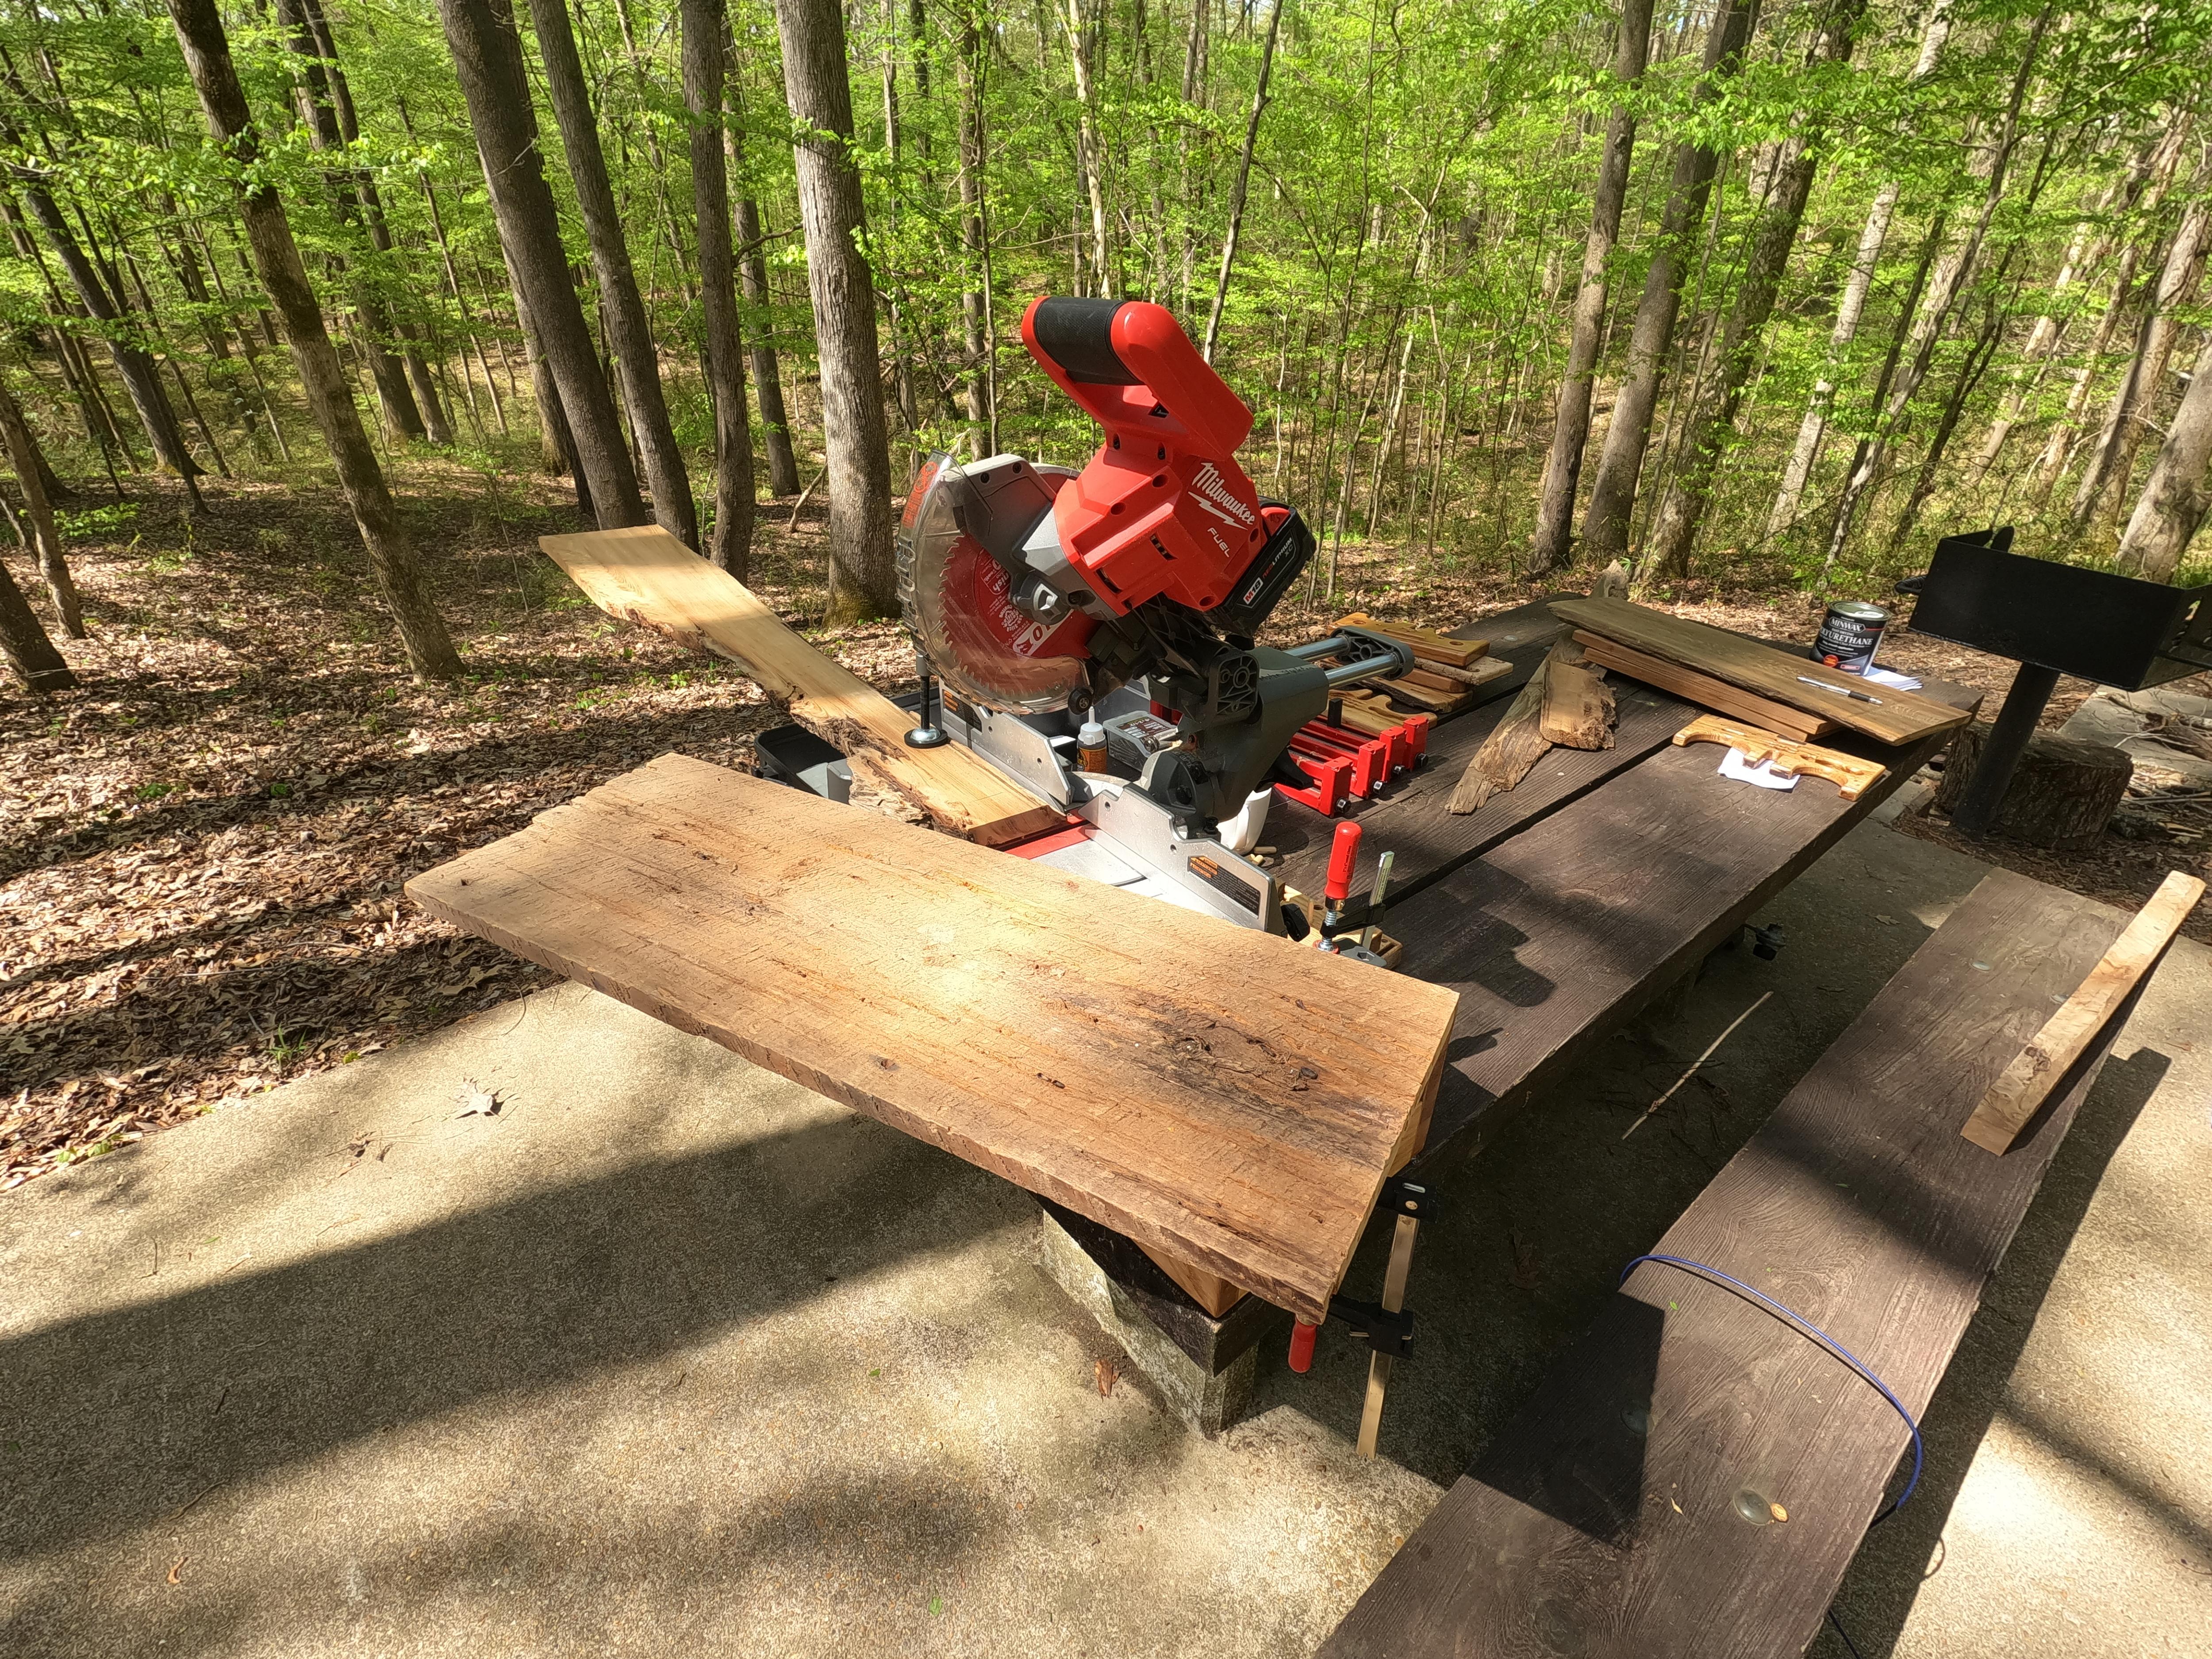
[540,525,1063,847]
[1321,871,2133,1659]
[406,753,1460,1322]
[1553,597,1969,746]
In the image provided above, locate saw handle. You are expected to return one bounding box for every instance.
[1325,821,1363,904]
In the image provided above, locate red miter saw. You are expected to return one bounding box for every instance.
[890,297,1416,935]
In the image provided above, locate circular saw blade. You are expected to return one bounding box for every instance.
[896,455,1095,714]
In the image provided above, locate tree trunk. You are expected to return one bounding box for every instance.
[683,0,757,576]
[296,0,454,445]
[273,0,427,443]
[1767,4,1952,541]
[435,0,645,528]
[11,172,205,508]
[0,547,73,691]
[1200,0,1285,363]
[734,196,802,495]
[1066,0,1112,295]
[771,0,897,621]
[1824,8,2048,569]
[2072,198,2211,534]
[1648,0,1864,579]
[1529,0,1655,576]
[165,0,463,680]
[956,7,993,442]
[0,378,81,637]
[1579,0,1754,566]
[531,0,699,547]
[1935,723,2131,850]
[2114,338,2212,582]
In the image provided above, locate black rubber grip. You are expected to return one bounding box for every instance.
[1029,298,1137,385]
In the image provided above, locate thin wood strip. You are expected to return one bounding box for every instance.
[540,525,1063,847]
[1962,868,2204,1153]
[1554,597,1967,745]
[1576,632,1833,741]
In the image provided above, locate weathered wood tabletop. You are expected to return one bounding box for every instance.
[1266,595,1982,1187]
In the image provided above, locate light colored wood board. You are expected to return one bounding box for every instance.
[406,753,1460,1321]
[1554,598,1966,745]
[1962,869,2204,1153]
[540,525,1063,847]
[1539,658,1616,750]
[1575,632,1834,741]
[1375,675,1473,715]
[1137,1243,1244,1317]
[1672,715,1889,799]
[1414,655,1513,689]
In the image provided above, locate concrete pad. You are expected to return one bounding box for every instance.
[4,819,2207,1656]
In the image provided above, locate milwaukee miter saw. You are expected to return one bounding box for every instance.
[787,298,1417,937]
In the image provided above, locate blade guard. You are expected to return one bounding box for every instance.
[1021,297,1267,619]
[896,454,1095,714]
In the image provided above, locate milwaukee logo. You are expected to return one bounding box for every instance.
[1190,461,1257,527]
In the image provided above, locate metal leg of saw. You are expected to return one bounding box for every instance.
[1356,1211,1421,1459]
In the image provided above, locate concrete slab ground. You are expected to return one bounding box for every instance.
[4,820,2207,1657]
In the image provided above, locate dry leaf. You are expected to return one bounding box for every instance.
[1094,1356,1119,1398]
[165,1555,187,1586]
[454,1078,504,1119]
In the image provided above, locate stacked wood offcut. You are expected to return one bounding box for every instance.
[1448,639,1618,814]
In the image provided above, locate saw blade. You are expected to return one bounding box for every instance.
[896,455,1095,714]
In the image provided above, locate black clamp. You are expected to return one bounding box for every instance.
[1748,921,1786,961]
[1380,1176,1436,1221]
[1327,1297,1416,1359]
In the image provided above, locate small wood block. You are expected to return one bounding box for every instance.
[1671,714,1889,799]
[1375,676,1474,715]
[1415,655,1514,689]
[1539,658,1616,750]
[1961,869,2204,1154]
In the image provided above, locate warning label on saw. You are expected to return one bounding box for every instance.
[1187,854,1263,914]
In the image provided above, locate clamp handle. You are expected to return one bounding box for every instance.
[1325,820,1363,904]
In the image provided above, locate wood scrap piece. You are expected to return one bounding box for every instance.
[1330,693,1422,739]
[1412,655,1513,690]
[1448,641,1575,814]
[1553,596,1967,745]
[1962,870,2204,1155]
[1576,632,1835,741]
[1539,657,1616,750]
[1671,714,1889,799]
[407,753,1461,1321]
[1374,675,1473,715]
[1334,612,1486,668]
[540,525,1062,847]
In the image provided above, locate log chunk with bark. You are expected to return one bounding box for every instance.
[1934,723,2133,850]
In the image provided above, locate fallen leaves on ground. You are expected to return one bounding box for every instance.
[1,469,907,1190]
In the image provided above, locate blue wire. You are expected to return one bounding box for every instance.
[1618,1252,1924,1522]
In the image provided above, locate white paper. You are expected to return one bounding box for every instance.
[1861,665,1923,691]
[1717,746,1799,791]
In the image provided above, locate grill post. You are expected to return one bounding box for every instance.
[1951,661,2061,838]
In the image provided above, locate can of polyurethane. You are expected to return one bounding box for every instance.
[1814,601,1889,674]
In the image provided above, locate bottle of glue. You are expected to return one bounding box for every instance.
[1077,718,1109,774]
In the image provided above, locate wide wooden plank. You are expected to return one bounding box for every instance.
[540,525,1064,847]
[1554,596,1970,745]
[1322,872,2132,1659]
[1389,717,1964,1174]
[406,753,1459,1322]
[1962,868,2204,1153]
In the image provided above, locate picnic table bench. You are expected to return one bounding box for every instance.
[1052,593,1982,1423]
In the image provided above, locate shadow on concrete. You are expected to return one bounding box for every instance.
[0,1112,1012,1568]
[1809,1043,2172,1658]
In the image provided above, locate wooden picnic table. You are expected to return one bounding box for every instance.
[1082,593,1982,1375]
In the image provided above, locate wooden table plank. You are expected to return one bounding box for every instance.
[406,754,1459,1322]
[1321,871,2131,1659]
[1388,716,1965,1178]
[540,525,1064,847]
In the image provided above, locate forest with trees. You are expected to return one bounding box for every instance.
[0,0,2210,690]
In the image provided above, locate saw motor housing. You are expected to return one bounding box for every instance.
[898,298,1407,831]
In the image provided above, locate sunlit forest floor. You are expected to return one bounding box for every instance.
[4,465,2209,1190]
